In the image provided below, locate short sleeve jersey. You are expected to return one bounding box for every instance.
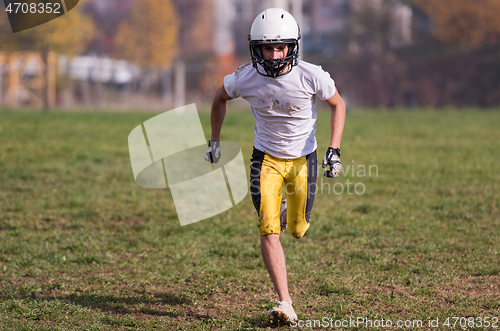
[224,61,336,159]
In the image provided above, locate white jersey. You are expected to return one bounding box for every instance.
[224,61,336,159]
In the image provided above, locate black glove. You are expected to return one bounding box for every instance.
[322,147,342,178]
[204,140,221,163]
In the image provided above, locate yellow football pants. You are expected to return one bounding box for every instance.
[250,148,318,238]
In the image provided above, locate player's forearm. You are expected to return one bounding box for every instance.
[329,99,346,148]
[210,97,227,140]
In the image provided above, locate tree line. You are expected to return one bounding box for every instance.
[321,0,500,108]
[0,0,499,108]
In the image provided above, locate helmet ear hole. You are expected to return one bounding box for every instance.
[254,45,263,59]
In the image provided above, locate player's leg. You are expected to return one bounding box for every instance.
[260,234,292,303]
[262,233,298,325]
[250,149,287,236]
[285,151,318,238]
[250,149,294,318]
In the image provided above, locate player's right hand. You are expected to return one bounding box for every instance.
[322,147,341,178]
[204,140,221,163]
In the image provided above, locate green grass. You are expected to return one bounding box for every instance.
[0,107,499,330]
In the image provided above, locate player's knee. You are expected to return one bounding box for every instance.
[290,221,310,239]
[290,227,307,239]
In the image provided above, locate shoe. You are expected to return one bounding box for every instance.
[268,300,297,326]
[279,198,287,234]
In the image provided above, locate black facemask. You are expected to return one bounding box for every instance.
[249,40,300,78]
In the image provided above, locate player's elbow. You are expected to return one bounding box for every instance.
[325,91,345,111]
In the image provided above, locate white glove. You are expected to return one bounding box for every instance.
[322,147,341,178]
[204,140,221,163]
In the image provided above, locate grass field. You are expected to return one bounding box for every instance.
[0,107,499,330]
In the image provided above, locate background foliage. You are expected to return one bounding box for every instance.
[2,0,500,108]
[114,0,178,68]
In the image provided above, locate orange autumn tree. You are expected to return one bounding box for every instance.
[114,0,179,68]
[49,2,96,56]
[417,0,500,44]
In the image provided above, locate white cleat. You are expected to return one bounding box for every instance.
[268,300,297,326]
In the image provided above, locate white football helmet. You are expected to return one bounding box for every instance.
[248,8,301,78]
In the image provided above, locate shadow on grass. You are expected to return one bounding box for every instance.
[1,292,210,320]
[244,316,276,330]
[65,292,192,316]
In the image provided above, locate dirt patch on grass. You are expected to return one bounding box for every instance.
[438,275,500,299]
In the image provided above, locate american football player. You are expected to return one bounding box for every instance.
[206,8,346,325]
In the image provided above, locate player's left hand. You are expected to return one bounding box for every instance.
[204,140,221,163]
[322,147,341,178]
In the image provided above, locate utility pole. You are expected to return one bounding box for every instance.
[0,54,4,106]
[174,60,185,108]
[43,39,56,111]
[291,0,304,59]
